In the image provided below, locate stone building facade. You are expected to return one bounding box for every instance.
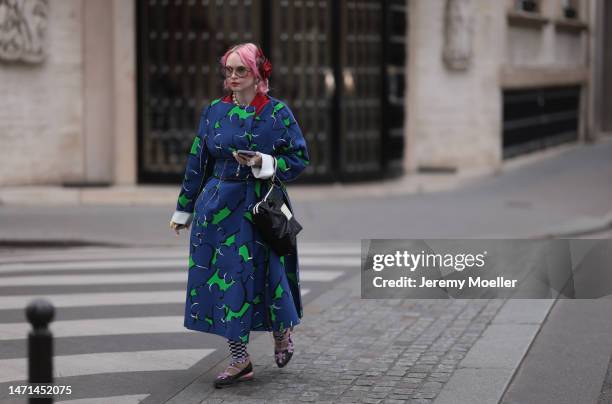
[0,0,609,186]
[406,0,610,175]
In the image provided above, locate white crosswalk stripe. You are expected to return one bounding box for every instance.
[0,288,311,310]
[56,395,150,404]
[0,255,359,273]
[0,269,344,286]
[0,290,187,310]
[0,316,189,341]
[0,349,215,383]
[0,242,358,397]
[0,242,360,265]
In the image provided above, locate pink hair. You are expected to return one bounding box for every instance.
[220,43,270,95]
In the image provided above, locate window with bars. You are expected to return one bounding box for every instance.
[502,86,580,159]
[561,0,579,19]
[514,0,540,13]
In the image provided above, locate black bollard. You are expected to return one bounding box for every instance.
[26,299,55,404]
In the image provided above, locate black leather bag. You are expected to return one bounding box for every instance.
[252,159,303,256]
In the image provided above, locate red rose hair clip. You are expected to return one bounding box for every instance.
[256,47,272,80]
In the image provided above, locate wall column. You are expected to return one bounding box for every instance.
[112,0,137,185]
[602,0,612,132]
[81,0,137,186]
[82,0,114,185]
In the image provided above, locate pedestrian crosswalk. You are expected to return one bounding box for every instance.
[0,242,359,402]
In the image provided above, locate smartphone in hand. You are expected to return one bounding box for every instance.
[236,150,257,158]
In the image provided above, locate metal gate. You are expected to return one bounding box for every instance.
[268,0,334,180]
[339,1,384,179]
[137,0,406,183]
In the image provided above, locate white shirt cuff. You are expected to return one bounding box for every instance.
[251,153,276,179]
[171,211,193,227]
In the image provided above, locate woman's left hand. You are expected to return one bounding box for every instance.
[169,220,189,235]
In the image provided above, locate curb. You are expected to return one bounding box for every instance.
[433,210,612,404]
[477,211,612,239]
[535,211,612,238]
[433,299,556,404]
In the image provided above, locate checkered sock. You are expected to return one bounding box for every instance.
[227,339,249,364]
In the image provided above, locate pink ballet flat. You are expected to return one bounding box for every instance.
[274,328,294,368]
[213,359,253,388]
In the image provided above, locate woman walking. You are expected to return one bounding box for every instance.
[169,43,310,388]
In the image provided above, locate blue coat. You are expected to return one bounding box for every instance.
[173,94,310,343]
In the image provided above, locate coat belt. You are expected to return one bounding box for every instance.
[211,158,257,180]
[211,174,259,181]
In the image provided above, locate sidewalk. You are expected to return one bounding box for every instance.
[0,167,488,207]
[0,138,604,208]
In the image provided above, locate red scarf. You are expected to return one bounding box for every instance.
[221,93,270,116]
